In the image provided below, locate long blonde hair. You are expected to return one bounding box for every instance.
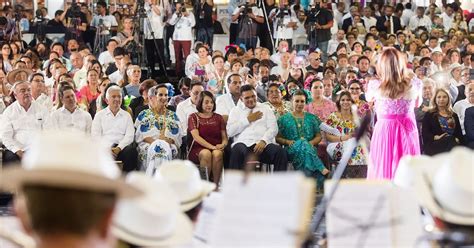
[377,48,411,99]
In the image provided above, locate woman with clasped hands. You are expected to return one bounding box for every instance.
[135,84,181,175]
[277,90,329,188]
[188,91,228,187]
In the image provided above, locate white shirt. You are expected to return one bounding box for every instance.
[401,9,414,28]
[98,51,115,66]
[227,102,278,147]
[45,106,92,134]
[34,93,54,112]
[1,101,49,153]
[109,70,123,84]
[270,52,282,65]
[91,107,134,149]
[145,5,165,39]
[453,99,474,135]
[185,53,199,79]
[440,12,453,33]
[333,9,345,28]
[91,15,118,35]
[328,38,347,55]
[176,97,197,136]
[293,20,308,45]
[73,67,87,88]
[269,8,298,40]
[408,15,432,31]
[216,93,242,117]
[362,16,377,31]
[385,15,395,34]
[169,12,196,41]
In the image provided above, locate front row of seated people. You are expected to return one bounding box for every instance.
[2,75,370,188]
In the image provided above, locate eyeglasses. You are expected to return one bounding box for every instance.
[349,87,361,91]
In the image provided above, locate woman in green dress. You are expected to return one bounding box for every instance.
[277,90,329,186]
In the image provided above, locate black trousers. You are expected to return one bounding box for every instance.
[229,143,288,171]
[229,23,239,45]
[164,25,175,65]
[145,38,166,78]
[258,24,274,52]
[2,149,20,165]
[116,144,138,173]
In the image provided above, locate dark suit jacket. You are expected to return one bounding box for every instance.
[464,106,474,149]
[376,15,402,34]
[342,17,365,33]
[422,111,463,155]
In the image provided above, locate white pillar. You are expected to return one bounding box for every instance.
[46,0,65,19]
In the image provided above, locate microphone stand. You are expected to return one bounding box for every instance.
[303,114,372,247]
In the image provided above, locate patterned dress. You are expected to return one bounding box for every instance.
[263,101,293,119]
[135,109,181,175]
[325,112,367,165]
[278,112,326,177]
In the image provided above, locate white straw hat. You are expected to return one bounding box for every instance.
[394,154,432,189]
[156,160,216,211]
[0,131,141,198]
[413,147,474,225]
[112,172,193,247]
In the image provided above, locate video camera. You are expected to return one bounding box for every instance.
[239,3,255,15]
[277,6,290,18]
[309,5,320,15]
[67,0,82,18]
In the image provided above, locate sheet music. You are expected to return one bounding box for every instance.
[391,188,423,247]
[209,171,313,247]
[193,192,223,245]
[325,180,393,248]
[325,180,423,248]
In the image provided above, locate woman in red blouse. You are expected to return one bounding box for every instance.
[79,69,100,106]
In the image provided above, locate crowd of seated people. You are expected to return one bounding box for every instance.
[0,1,473,192]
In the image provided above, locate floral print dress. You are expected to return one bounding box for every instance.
[135,109,181,175]
[325,112,367,165]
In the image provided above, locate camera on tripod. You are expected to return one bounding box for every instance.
[67,0,83,18]
[308,5,319,16]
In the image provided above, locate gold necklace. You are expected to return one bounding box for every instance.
[152,108,168,133]
[292,112,305,140]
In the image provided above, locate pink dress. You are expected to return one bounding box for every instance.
[304,99,337,122]
[366,78,422,179]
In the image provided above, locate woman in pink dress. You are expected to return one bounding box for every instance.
[305,78,337,122]
[366,48,422,180]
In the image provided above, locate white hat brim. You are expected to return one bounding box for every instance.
[111,212,193,247]
[0,167,141,198]
[180,180,216,211]
[414,161,474,225]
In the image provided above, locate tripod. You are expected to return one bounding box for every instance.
[134,0,169,80]
[8,9,25,51]
[93,19,108,55]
